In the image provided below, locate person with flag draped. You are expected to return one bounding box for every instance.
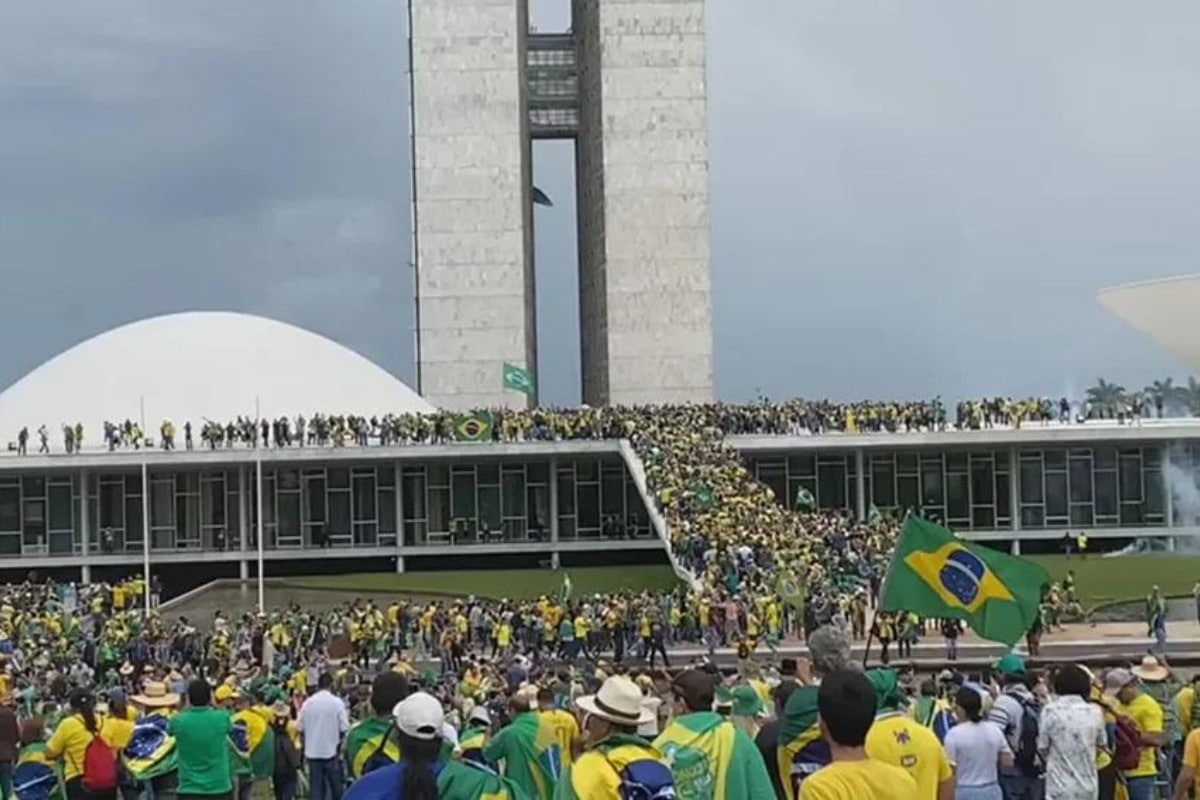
[231,692,275,800]
[345,693,528,800]
[653,669,773,800]
[128,682,181,800]
[345,674,409,780]
[555,676,672,800]
[14,719,60,800]
[454,706,492,767]
[484,694,563,800]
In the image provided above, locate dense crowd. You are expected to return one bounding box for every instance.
[0,574,1191,800]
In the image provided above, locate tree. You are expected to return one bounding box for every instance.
[1085,378,1126,418]
[1144,378,1176,417]
[1173,377,1200,417]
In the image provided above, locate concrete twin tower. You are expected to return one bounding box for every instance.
[410,0,713,410]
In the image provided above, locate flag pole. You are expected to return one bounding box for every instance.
[140,395,151,616]
[864,511,911,667]
[255,395,265,614]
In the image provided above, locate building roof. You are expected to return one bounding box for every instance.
[0,312,433,448]
[1098,274,1200,370]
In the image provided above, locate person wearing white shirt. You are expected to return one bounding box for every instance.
[297,673,350,800]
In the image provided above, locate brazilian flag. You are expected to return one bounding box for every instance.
[453,413,493,443]
[776,685,830,800]
[345,717,400,780]
[14,743,61,800]
[880,516,1049,646]
[123,720,178,781]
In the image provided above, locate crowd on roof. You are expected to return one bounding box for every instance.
[6,386,1194,456]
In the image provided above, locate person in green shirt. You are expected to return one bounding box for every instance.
[169,680,234,800]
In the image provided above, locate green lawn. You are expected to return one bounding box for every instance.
[1028,554,1200,607]
[284,565,681,600]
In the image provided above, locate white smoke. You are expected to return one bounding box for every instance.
[1164,453,1200,552]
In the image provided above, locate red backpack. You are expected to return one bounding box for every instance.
[1111,714,1142,772]
[81,733,118,793]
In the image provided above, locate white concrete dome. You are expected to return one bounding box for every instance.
[0,312,434,447]
[1098,275,1200,371]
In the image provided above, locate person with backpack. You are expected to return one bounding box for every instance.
[986,654,1042,800]
[555,676,673,799]
[45,689,120,800]
[1105,668,1163,800]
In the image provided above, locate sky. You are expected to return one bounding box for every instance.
[0,1,1197,407]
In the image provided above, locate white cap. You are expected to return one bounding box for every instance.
[469,706,492,726]
[393,692,445,741]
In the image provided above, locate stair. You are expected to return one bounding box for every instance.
[618,439,702,592]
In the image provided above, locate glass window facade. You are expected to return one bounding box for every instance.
[1017,445,1165,529]
[863,450,1011,531]
[746,453,859,515]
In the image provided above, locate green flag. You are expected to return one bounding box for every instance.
[694,482,717,510]
[880,516,1049,646]
[502,363,536,395]
[867,503,883,524]
[559,571,572,605]
[452,412,493,442]
[795,486,816,510]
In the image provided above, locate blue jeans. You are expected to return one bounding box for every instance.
[307,758,344,800]
[957,785,1003,800]
[1124,776,1155,800]
[999,774,1040,800]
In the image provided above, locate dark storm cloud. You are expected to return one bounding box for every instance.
[0,0,1196,407]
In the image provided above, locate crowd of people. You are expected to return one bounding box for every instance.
[0,572,1190,800]
[7,385,1194,457]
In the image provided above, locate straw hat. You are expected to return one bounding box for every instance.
[132,681,180,708]
[1132,655,1170,682]
[576,676,655,727]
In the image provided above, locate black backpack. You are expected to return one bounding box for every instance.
[1009,693,1042,777]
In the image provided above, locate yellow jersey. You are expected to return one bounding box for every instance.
[800,758,920,800]
[1118,692,1164,778]
[865,714,952,799]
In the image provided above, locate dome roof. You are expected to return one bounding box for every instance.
[0,312,434,448]
[1098,275,1200,371]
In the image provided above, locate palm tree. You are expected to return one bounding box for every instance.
[1144,378,1176,417]
[1085,378,1126,419]
[1173,377,1200,417]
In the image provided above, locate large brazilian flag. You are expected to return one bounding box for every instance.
[14,743,62,800]
[344,717,400,780]
[880,516,1049,646]
[453,413,494,443]
[124,719,178,782]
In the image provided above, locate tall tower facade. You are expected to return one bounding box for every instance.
[409,0,713,410]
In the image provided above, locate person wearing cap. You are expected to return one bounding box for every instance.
[345,672,409,780]
[343,692,523,800]
[1106,667,1163,800]
[456,705,492,766]
[1131,655,1179,774]
[863,670,954,800]
[556,676,670,800]
[986,653,1038,800]
[654,669,772,800]
[800,668,918,800]
[730,685,766,740]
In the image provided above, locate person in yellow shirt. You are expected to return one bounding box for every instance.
[801,669,919,800]
[46,688,122,798]
[538,686,581,766]
[1108,667,1164,800]
[864,671,954,800]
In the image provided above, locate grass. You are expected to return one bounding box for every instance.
[279,554,1200,607]
[1027,554,1200,607]
[283,565,681,600]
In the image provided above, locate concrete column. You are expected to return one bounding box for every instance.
[240,559,249,580]
[81,564,91,584]
[854,449,866,520]
[396,556,406,573]
[1164,444,1174,528]
[1009,447,1020,556]
[549,458,560,544]
[394,460,405,550]
[238,466,248,552]
[551,551,560,569]
[79,469,89,559]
